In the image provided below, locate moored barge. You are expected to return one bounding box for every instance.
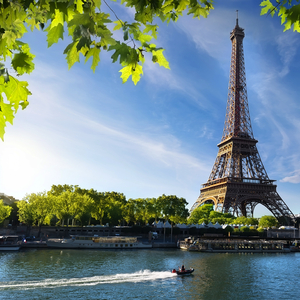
[47,235,152,249]
[179,238,291,253]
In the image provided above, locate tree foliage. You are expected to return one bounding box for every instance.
[260,0,300,32]
[17,199,36,226]
[8,185,287,230]
[1,1,300,139]
[157,194,189,224]
[188,204,213,224]
[258,215,278,228]
[188,204,261,226]
[23,192,53,226]
[104,191,126,225]
[0,199,12,224]
[234,216,258,226]
[124,198,154,225]
[14,184,192,227]
[0,0,214,140]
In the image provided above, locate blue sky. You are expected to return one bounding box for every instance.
[1,0,300,217]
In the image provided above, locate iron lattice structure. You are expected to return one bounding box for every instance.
[190,19,294,224]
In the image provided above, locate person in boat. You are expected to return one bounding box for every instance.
[181,265,185,271]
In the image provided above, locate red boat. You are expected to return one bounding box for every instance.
[172,267,194,275]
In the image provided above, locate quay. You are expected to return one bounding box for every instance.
[178,236,300,253]
[17,238,300,252]
[1,225,299,252]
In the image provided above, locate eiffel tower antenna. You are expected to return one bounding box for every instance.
[190,17,294,224]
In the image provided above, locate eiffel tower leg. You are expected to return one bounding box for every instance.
[260,192,294,225]
[241,202,247,216]
[250,203,257,218]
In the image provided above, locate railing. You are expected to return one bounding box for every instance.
[202,177,275,188]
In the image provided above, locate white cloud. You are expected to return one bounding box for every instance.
[143,59,209,109]
[281,170,300,184]
[174,11,232,67]
[275,32,299,77]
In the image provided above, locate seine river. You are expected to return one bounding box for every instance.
[0,249,299,299]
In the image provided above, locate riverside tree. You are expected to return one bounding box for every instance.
[258,215,278,228]
[104,191,126,226]
[22,192,53,236]
[157,194,189,241]
[123,197,165,226]
[133,198,155,225]
[123,198,137,225]
[157,194,189,224]
[1,0,300,139]
[187,203,214,225]
[0,199,12,224]
[234,216,258,226]
[49,187,94,226]
[17,199,37,236]
[89,190,107,225]
[187,204,262,226]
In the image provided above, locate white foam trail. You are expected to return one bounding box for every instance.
[0,270,177,290]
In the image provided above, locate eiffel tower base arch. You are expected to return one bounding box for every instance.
[192,178,294,225]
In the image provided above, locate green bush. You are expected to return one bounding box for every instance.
[240,226,250,232]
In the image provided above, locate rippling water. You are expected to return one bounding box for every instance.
[1,249,299,299]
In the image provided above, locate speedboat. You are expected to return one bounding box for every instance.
[172,268,194,275]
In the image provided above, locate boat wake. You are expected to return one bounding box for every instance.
[0,270,177,290]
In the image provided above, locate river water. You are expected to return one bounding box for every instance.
[0,249,299,299]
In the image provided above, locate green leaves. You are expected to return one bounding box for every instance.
[0,0,215,139]
[3,0,299,142]
[46,23,64,47]
[11,43,35,75]
[64,41,81,69]
[0,200,12,224]
[4,77,31,107]
[109,42,131,64]
[151,49,170,69]
[187,0,214,19]
[120,64,143,85]
[85,47,101,72]
[0,75,31,140]
[260,0,300,32]
[260,0,276,17]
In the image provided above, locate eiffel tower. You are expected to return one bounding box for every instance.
[190,16,294,224]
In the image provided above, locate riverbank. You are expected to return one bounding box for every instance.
[2,225,299,252]
[178,236,300,253]
[18,237,300,252]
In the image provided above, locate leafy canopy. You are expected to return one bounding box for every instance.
[260,0,300,32]
[258,215,278,228]
[1,0,300,141]
[0,0,214,140]
[0,199,12,223]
